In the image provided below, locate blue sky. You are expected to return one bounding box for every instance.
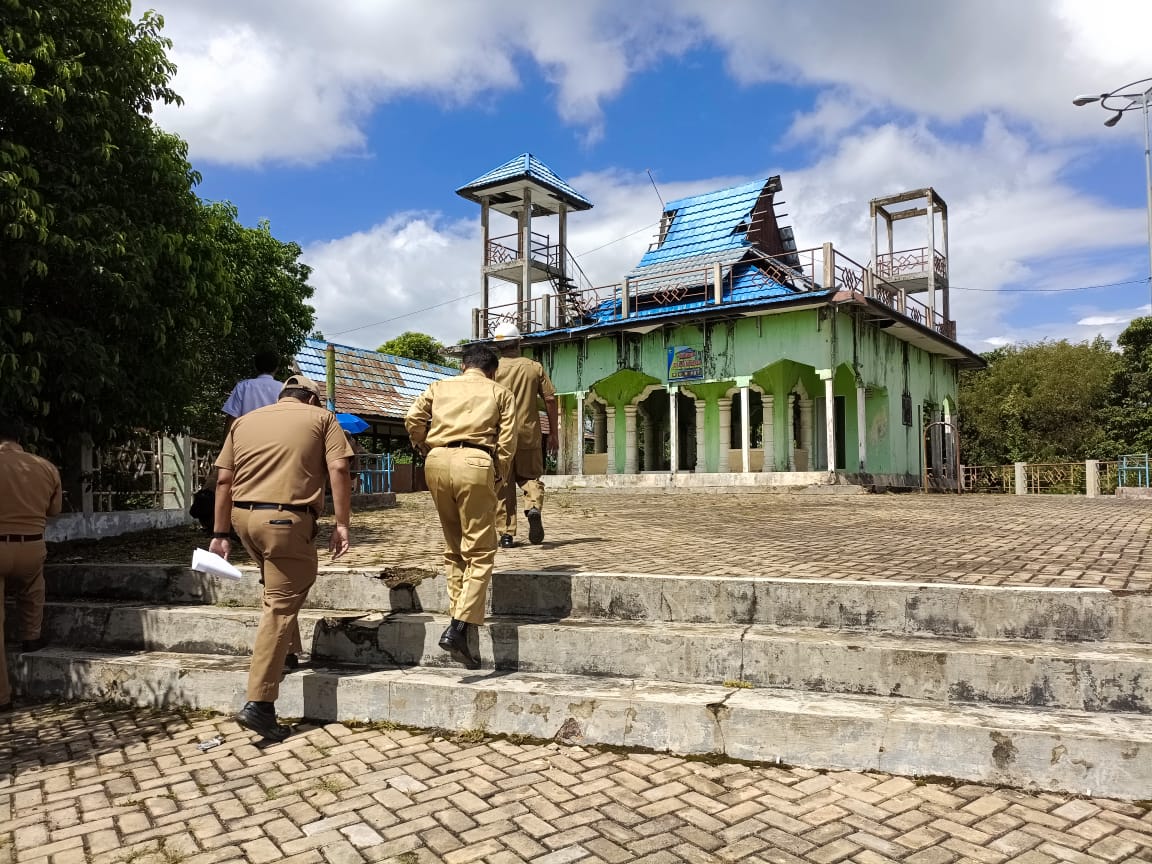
[150,0,1152,351]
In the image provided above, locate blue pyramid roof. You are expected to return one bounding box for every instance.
[456,153,593,211]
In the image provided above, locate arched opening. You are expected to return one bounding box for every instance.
[677,392,697,471]
[583,397,609,474]
[637,389,669,471]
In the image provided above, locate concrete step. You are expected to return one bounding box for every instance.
[13,648,1152,800]
[45,564,1152,642]
[29,602,1152,713]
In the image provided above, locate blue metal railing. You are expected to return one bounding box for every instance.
[357,453,393,494]
[1119,454,1150,488]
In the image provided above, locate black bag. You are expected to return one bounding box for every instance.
[189,487,215,532]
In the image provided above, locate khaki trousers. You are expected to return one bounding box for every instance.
[233,507,317,702]
[426,447,497,625]
[0,539,46,704]
[496,441,545,537]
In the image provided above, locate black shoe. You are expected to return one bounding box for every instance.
[21,638,46,653]
[0,702,11,713]
[285,653,299,670]
[499,533,515,549]
[438,619,481,670]
[234,701,291,742]
[526,508,544,545]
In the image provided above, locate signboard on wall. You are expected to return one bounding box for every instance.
[667,345,704,382]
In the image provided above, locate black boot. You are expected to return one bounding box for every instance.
[21,637,47,654]
[234,701,291,742]
[525,507,544,545]
[438,619,480,670]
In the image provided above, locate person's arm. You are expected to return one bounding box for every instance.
[404,385,434,456]
[496,386,518,482]
[47,467,63,517]
[208,468,235,560]
[327,458,352,560]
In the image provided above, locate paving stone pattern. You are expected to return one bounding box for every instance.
[53,492,1152,590]
[4,703,1152,864]
[303,493,1152,590]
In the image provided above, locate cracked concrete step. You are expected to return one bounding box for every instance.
[13,648,1152,800]
[43,564,1152,642]
[27,602,1152,713]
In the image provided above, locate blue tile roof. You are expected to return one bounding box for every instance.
[456,153,593,211]
[632,179,769,273]
[293,338,457,421]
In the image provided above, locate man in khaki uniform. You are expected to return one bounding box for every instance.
[405,344,516,669]
[492,323,558,547]
[210,375,353,741]
[0,420,62,711]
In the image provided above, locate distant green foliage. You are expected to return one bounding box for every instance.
[377,331,453,367]
[959,337,1117,465]
[1104,317,1152,457]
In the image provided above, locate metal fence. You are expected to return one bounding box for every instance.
[960,461,1119,495]
[357,453,393,494]
[90,434,169,512]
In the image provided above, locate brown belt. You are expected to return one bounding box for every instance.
[1,534,43,542]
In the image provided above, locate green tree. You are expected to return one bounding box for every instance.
[0,2,314,456]
[186,203,315,440]
[0,1,231,455]
[959,338,1117,465]
[1104,316,1152,455]
[377,331,452,366]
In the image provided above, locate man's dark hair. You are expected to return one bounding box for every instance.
[280,388,317,403]
[254,350,279,376]
[461,344,499,375]
[0,418,21,442]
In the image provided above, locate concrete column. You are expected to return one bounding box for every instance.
[593,407,607,453]
[761,394,775,471]
[160,434,192,511]
[798,398,812,471]
[1014,462,1027,495]
[641,411,656,471]
[624,406,639,475]
[606,406,617,474]
[740,385,751,473]
[856,385,867,472]
[669,387,679,475]
[821,374,835,472]
[557,398,570,475]
[1086,460,1100,498]
[575,394,585,476]
[521,186,533,331]
[718,398,732,473]
[695,399,706,472]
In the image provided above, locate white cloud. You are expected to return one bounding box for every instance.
[149,0,1152,166]
[302,117,1146,352]
[1077,315,1131,327]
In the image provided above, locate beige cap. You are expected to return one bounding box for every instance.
[281,374,324,398]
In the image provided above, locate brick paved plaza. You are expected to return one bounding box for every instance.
[56,490,1152,590]
[4,702,1152,864]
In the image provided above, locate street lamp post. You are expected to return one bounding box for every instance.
[1074,77,1152,311]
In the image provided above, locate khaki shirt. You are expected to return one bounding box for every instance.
[215,400,353,515]
[405,369,517,480]
[0,442,62,534]
[495,355,556,447]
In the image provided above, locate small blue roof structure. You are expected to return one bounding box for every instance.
[294,338,457,424]
[456,153,593,214]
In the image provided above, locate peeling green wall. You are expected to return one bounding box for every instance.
[528,307,961,478]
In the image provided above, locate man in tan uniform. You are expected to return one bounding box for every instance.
[492,323,558,547]
[0,420,62,710]
[405,344,516,669]
[210,375,353,741]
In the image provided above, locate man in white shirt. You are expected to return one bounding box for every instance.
[223,351,284,434]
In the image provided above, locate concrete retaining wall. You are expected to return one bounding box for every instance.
[45,510,192,542]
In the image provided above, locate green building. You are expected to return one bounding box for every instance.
[457,155,983,490]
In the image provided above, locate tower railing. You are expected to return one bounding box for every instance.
[475,244,957,340]
[485,230,562,270]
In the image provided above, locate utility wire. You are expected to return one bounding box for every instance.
[328,292,476,337]
[951,278,1145,293]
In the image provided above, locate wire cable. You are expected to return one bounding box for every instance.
[951,278,1145,293]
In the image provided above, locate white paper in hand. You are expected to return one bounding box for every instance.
[192,548,244,581]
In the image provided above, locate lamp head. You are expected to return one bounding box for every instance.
[1104,111,1124,128]
[1072,95,1101,106]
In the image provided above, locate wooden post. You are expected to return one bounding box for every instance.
[621,278,630,319]
[325,343,336,413]
[927,191,937,325]
[941,196,950,329]
[822,242,835,290]
[480,198,490,337]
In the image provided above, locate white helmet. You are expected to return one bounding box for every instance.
[493,322,522,342]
